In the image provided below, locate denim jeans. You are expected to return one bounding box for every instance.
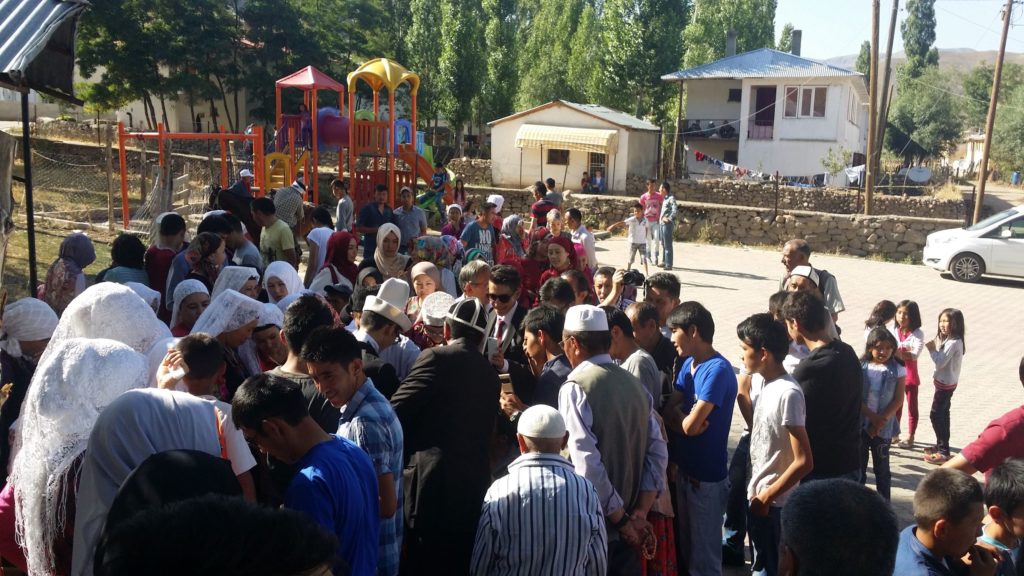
[661,222,675,268]
[648,221,662,264]
[747,505,783,576]
[674,475,728,576]
[723,433,751,553]
[931,388,954,455]
[859,430,893,501]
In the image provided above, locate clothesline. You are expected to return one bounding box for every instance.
[688,146,767,180]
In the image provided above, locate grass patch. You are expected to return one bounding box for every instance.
[932,182,965,202]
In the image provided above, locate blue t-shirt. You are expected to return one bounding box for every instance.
[430,171,448,192]
[460,221,495,264]
[894,525,960,576]
[357,203,394,257]
[285,436,380,575]
[671,353,737,482]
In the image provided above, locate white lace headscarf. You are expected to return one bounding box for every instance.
[124,282,160,312]
[42,283,172,367]
[263,261,303,304]
[258,302,284,329]
[170,279,209,329]
[211,266,260,299]
[190,289,263,340]
[0,298,59,359]
[10,337,148,576]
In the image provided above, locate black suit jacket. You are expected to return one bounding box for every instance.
[496,303,528,365]
[357,340,401,400]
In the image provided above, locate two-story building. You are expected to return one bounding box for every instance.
[662,48,869,184]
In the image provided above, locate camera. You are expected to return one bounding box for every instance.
[622,269,645,287]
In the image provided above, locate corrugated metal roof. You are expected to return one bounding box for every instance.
[662,48,862,81]
[489,100,660,131]
[0,0,88,102]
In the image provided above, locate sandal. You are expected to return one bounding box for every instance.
[925,452,951,464]
[923,446,939,455]
[897,439,915,449]
[890,436,902,445]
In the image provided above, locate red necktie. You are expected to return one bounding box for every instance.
[495,319,506,347]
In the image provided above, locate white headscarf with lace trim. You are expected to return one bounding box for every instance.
[263,261,303,304]
[0,298,59,359]
[211,266,260,299]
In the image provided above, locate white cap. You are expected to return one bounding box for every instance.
[517,405,567,439]
[789,265,820,287]
[364,278,412,331]
[239,168,254,178]
[486,194,505,212]
[564,304,608,332]
[421,291,455,327]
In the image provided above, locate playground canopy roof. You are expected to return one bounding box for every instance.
[347,58,419,95]
[514,124,618,155]
[0,0,89,102]
[276,66,344,92]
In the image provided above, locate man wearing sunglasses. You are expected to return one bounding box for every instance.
[487,266,527,371]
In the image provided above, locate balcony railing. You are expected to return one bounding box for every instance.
[747,123,774,141]
[684,119,739,140]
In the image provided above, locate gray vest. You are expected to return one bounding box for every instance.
[574,362,649,511]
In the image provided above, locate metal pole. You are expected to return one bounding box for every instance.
[874,0,899,168]
[20,92,38,292]
[864,0,880,215]
[105,124,114,231]
[974,0,1013,224]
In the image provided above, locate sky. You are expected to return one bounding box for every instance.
[774,0,1024,60]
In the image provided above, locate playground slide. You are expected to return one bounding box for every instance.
[405,150,452,204]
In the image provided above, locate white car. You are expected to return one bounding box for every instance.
[922,204,1024,282]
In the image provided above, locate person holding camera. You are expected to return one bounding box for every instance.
[594,266,642,312]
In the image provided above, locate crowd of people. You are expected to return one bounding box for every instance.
[0,171,1022,576]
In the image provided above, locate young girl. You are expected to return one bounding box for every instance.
[924,308,966,464]
[303,207,335,286]
[862,299,897,342]
[859,327,905,501]
[893,300,924,449]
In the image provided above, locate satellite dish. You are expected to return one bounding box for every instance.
[906,166,931,183]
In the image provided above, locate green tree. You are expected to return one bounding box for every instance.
[901,0,939,78]
[855,40,872,86]
[777,22,793,52]
[885,66,964,162]
[515,0,587,108]
[682,0,777,68]
[478,0,519,122]
[436,0,485,152]
[566,4,604,103]
[407,0,444,123]
[961,62,1024,131]
[297,0,386,81]
[991,84,1024,171]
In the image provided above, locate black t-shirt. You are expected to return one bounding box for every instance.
[792,339,863,477]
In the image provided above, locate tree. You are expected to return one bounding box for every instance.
[436,0,485,152]
[682,0,777,68]
[777,22,794,53]
[991,84,1024,171]
[855,40,872,86]
[514,0,587,108]
[407,0,444,123]
[885,66,964,163]
[901,0,939,78]
[566,4,604,103]
[961,62,1024,131]
[478,0,519,123]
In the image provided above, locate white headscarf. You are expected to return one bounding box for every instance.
[0,298,58,359]
[190,289,263,340]
[170,279,209,329]
[263,261,303,304]
[124,282,160,312]
[258,302,284,328]
[10,338,148,576]
[211,266,260,299]
[43,283,172,367]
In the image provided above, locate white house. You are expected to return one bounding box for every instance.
[662,48,869,184]
[488,100,661,193]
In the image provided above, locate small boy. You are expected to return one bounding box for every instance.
[895,467,998,576]
[738,312,813,576]
[332,178,353,232]
[145,212,187,324]
[157,334,258,501]
[606,202,650,276]
[979,458,1024,576]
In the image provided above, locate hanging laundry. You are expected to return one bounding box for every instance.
[722,162,736,173]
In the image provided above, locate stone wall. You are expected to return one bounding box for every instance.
[446,158,492,186]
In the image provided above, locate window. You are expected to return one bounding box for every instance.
[723,150,738,164]
[588,153,607,179]
[848,93,859,125]
[728,88,742,102]
[784,85,827,118]
[547,149,569,165]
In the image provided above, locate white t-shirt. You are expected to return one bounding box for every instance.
[624,216,648,245]
[306,226,333,272]
[748,374,806,507]
[864,363,906,414]
[202,396,258,476]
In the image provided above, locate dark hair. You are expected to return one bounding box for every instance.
[95,494,338,576]
[862,326,900,363]
[768,290,789,320]
[913,468,983,527]
[533,182,546,197]
[937,308,966,354]
[523,305,564,340]
[864,300,897,330]
[602,306,634,340]
[222,212,244,234]
[310,207,333,228]
[985,458,1024,515]
[300,326,362,367]
[781,479,898,576]
[539,277,575,308]
[594,266,615,281]
[231,374,308,431]
[351,285,379,313]
[481,201,497,213]
[737,313,789,363]
[566,330,611,356]
[490,265,521,291]
[282,295,335,353]
[111,234,146,269]
[375,183,388,193]
[895,300,923,332]
[631,202,643,211]
[251,197,276,216]
[1019,355,1024,385]
[660,181,671,193]
[560,269,589,299]
[176,334,224,380]
[331,178,345,190]
[627,301,660,329]
[646,272,681,299]
[192,232,223,261]
[667,301,715,343]
[566,208,582,223]
[197,214,232,236]
[781,291,826,333]
[158,213,186,237]
[545,178,555,187]
[361,310,398,332]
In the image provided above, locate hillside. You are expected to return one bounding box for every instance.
[826,48,1024,74]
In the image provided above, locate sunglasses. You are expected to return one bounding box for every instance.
[487,293,514,303]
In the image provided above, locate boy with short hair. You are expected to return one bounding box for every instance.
[738,313,813,576]
[606,202,650,276]
[333,178,353,232]
[145,212,187,323]
[252,197,296,269]
[895,467,998,575]
[979,458,1024,576]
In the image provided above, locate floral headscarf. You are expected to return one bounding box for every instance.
[501,215,526,259]
[412,236,450,269]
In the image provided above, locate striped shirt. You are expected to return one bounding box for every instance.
[471,452,607,576]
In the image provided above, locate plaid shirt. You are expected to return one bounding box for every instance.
[337,379,404,576]
[273,185,305,227]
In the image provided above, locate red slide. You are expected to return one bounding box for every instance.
[403,151,453,203]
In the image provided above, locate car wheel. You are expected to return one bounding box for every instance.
[949,252,985,282]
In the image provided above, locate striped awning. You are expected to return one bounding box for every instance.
[0,0,89,102]
[514,124,618,154]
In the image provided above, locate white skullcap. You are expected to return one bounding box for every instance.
[0,299,59,358]
[486,194,505,212]
[239,168,254,178]
[789,265,820,287]
[421,291,455,327]
[564,304,608,332]
[517,405,567,439]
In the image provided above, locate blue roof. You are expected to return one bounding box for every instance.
[662,48,862,82]
[0,0,89,102]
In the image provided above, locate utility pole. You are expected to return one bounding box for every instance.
[875,0,900,173]
[974,0,1013,224]
[865,0,880,215]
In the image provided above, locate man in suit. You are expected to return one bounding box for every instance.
[391,298,500,575]
[353,281,405,399]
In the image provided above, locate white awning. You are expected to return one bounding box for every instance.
[514,124,618,154]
